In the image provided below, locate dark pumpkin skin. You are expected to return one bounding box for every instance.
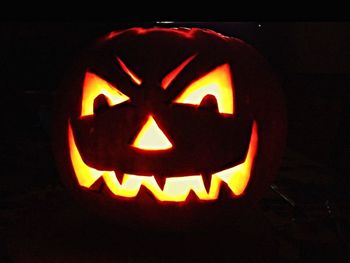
[53,28,286,229]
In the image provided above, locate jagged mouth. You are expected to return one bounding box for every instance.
[68,121,258,203]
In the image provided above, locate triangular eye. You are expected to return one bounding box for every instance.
[81,72,130,117]
[173,64,234,115]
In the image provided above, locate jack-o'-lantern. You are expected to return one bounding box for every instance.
[53,27,286,228]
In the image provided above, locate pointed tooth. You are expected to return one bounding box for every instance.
[218,181,235,200]
[114,170,124,184]
[101,180,114,197]
[137,185,157,204]
[153,175,167,191]
[185,189,200,203]
[202,173,212,194]
[89,177,104,192]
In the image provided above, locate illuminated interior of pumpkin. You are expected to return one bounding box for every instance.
[72,63,257,202]
[68,121,257,202]
[174,64,234,115]
[131,115,173,151]
[81,72,130,117]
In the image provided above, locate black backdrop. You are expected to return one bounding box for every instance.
[1,22,349,262]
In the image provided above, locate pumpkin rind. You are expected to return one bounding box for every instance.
[53,27,286,228]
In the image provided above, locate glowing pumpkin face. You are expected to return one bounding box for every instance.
[54,27,286,226]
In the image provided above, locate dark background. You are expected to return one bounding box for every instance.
[1,22,349,262]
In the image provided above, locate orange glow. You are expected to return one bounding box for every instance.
[81,72,129,117]
[211,121,258,195]
[174,64,234,115]
[116,57,142,85]
[161,55,196,90]
[131,115,173,151]
[68,121,258,202]
[68,123,103,187]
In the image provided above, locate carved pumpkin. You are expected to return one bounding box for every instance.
[54,27,286,227]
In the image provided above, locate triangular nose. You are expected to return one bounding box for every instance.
[131,115,173,150]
